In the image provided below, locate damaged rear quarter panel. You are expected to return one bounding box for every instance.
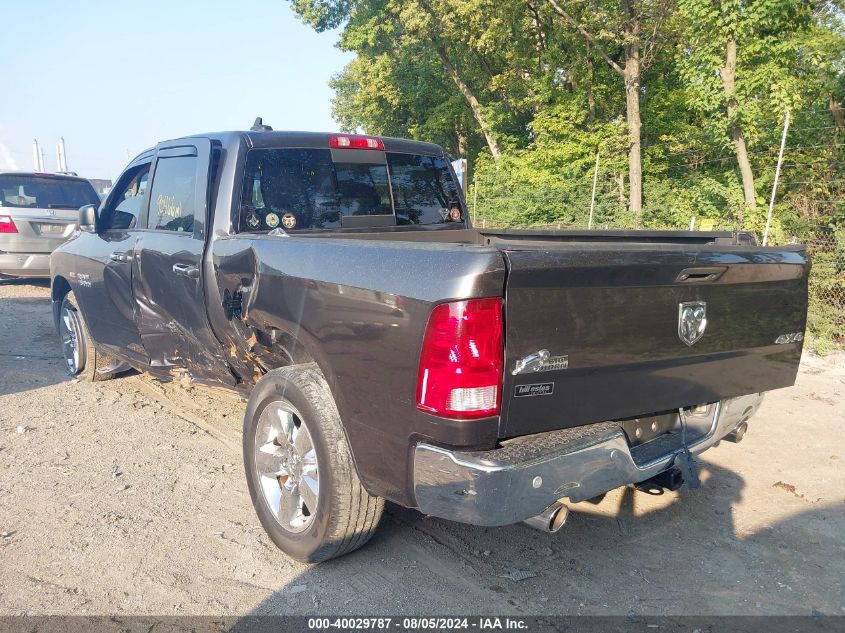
[211,234,506,504]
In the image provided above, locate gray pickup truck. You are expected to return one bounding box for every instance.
[50,124,809,562]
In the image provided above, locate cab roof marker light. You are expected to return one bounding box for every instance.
[328,134,385,151]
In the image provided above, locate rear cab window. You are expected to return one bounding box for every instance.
[0,174,99,210]
[238,147,463,233]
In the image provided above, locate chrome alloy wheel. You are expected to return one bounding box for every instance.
[254,401,319,533]
[59,305,83,375]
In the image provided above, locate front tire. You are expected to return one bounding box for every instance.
[243,364,383,563]
[58,291,116,382]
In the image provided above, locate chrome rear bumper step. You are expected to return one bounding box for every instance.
[413,393,763,527]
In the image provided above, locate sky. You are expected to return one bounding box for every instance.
[0,0,353,180]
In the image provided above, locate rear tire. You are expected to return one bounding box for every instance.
[243,363,383,563]
[58,291,116,382]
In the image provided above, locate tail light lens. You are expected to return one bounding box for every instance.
[0,215,18,234]
[416,298,504,419]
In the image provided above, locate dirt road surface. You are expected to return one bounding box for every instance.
[1,280,843,616]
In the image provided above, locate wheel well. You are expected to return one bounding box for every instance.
[273,329,316,366]
[51,276,71,331]
[247,326,317,377]
[51,276,71,302]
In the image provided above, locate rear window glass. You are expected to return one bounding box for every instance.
[239,148,463,232]
[388,153,461,225]
[0,175,99,209]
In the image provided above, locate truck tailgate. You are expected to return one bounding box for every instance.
[500,243,809,438]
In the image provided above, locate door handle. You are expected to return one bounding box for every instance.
[109,252,132,263]
[172,263,200,279]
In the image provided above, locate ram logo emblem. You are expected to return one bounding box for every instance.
[678,301,707,346]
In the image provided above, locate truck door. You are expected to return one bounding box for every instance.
[73,158,151,364]
[131,139,234,386]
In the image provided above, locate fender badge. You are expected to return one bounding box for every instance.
[512,350,568,375]
[281,212,297,229]
[265,212,280,228]
[514,382,555,397]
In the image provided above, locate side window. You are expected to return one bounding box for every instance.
[100,164,151,231]
[388,154,461,225]
[147,155,197,233]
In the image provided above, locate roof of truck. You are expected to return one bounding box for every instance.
[127,129,447,169]
[238,130,444,156]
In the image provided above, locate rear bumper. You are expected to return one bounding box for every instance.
[0,252,51,277]
[413,393,763,526]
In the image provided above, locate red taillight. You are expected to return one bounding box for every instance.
[0,215,18,234]
[328,134,385,150]
[416,298,504,419]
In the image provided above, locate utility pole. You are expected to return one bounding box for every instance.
[587,151,600,229]
[56,137,68,172]
[763,111,790,246]
[32,139,44,171]
[472,175,478,226]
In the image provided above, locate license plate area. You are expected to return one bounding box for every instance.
[36,222,70,234]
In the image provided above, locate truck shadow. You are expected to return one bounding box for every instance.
[238,461,844,615]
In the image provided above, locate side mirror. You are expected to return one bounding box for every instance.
[78,204,97,233]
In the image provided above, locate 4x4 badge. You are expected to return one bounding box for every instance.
[678,301,707,346]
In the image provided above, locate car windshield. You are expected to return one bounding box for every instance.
[0,175,100,209]
[239,148,463,232]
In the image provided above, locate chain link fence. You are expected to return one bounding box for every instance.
[792,229,845,351]
[469,186,844,352]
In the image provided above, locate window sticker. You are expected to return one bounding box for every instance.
[281,213,297,229]
[265,212,280,228]
[157,194,182,219]
[245,212,261,229]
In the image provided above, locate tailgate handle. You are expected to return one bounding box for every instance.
[676,267,727,283]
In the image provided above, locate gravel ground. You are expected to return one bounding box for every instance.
[0,279,843,616]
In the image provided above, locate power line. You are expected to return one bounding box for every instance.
[658,152,844,168]
[781,178,845,185]
[644,129,844,159]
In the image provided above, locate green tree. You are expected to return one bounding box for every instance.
[678,0,820,224]
[291,0,542,160]
[546,0,676,222]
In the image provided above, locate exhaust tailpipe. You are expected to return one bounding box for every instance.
[523,501,569,533]
[726,421,749,443]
